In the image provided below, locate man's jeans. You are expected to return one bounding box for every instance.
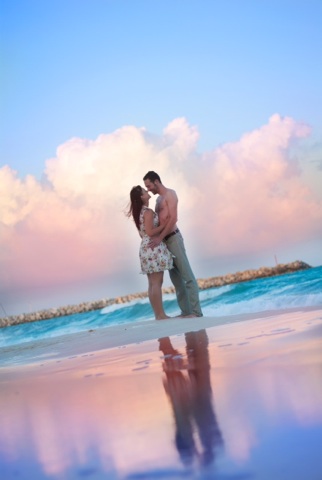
[165,232,203,317]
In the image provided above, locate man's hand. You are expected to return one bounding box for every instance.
[148,236,162,249]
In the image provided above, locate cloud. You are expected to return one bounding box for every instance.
[189,114,322,255]
[1,115,321,294]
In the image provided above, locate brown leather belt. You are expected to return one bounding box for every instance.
[164,228,179,241]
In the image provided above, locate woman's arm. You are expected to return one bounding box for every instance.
[143,209,164,237]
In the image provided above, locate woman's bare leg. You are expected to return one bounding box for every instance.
[147,272,170,320]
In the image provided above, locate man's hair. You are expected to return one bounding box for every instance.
[143,171,161,183]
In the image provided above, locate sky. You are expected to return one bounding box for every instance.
[1,0,322,316]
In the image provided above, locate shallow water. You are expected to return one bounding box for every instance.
[1,310,322,480]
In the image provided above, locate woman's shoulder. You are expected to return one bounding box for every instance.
[142,206,153,214]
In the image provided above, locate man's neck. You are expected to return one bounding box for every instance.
[158,184,167,195]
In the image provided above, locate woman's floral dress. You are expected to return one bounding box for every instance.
[139,206,173,274]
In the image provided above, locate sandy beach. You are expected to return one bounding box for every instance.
[1,306,322,479]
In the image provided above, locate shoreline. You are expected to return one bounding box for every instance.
[1,304,321,368]
[0,260,311,328]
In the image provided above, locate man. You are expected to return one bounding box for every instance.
[143,171,203,317]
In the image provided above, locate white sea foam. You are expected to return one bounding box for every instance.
[203,292,322,318]
[199,285,233,300]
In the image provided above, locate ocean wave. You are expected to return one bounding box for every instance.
[100,295,151,314]
[0,266,321,349]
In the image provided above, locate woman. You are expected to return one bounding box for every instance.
[127,185,173,320]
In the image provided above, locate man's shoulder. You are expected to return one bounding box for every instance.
[165,187,177,197]
[158,187,177,205]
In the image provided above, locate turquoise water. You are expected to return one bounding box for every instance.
[1,266,321,348]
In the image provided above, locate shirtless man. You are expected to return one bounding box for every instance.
[143,171,203,317]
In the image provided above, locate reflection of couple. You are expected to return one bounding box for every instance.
[127,171,203,320]
[159,329,223,466]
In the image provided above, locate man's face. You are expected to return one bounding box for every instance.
[144,179,158,195]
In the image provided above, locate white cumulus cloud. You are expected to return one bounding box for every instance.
[1,115,321,295]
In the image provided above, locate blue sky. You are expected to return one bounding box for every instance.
[2,0,321,176]
[1,0,322,315]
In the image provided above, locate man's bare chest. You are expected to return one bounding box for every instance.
[156,197,169,217]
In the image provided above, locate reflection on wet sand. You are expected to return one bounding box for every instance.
[159,329,223,467]
[1,310,322,479]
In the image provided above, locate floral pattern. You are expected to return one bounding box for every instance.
[139,206,173,274]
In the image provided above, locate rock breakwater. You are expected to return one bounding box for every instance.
[0,260,311,328]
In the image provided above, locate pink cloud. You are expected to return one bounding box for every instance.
[183,115,322,255]
[1,115,321,295]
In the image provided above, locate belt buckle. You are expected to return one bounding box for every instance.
[165,229,178,241]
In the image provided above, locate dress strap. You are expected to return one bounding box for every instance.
[141,206,150,215]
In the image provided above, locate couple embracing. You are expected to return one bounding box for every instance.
[127,171,203,320]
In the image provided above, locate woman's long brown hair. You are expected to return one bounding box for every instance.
[126,185,143,230]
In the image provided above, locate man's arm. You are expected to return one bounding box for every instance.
[144,209,166,237]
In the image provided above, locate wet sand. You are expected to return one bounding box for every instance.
[1,307,322,479]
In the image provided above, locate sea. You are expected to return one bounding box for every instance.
[1,265,321,349]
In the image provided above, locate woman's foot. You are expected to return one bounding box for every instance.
[156,314,171,320]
